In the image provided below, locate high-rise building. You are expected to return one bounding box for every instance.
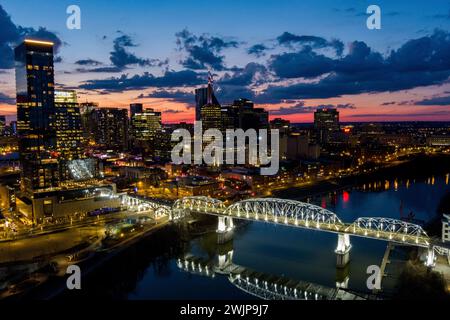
[130,103,143,118]
[222,99,269,131]
[54,90,86,181]
[195,83,220,121]
[79,102,98,144]
[92,108,129,151]
[314,108,339,144]
[15,39,59,192]
[201,103,222,132]
[54,90,84,160]
[131,109,163,157]
[0,116,6,135]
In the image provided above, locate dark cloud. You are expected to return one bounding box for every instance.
[271,102,355,115]
[75,59,104,66]
[75,66,123,73]
[247,44,269,57]
[276,32,344,56]
[0,92,15,105]
[75,33,168,73]
[163,109,183,114]
[415,95,450,105]
[381,101,396,106]
[259,30,450,102]
[79,70,204,92]
[176,29,239,71]
[219,63,268,86]
[110,33,168,70]
[138,90,193,104]
[269,47,336,78]
[0,5,63,69]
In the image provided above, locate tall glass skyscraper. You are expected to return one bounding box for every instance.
[15,39,59,192]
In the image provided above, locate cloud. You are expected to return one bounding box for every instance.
[110,33,167,69]
[75,66,123,73]
[276,32,344,56]
[176,29,239,71]
[163,109,183,114]
[271,102,355,115]
[247,44,269,57]
[75,33,168,73]
[138,90,193,104]
[414,95,450,105]
[0,5,63,69]
[269,47,336,78]
[75,59,103,66]
[258,29,450,102]
[79,70,204,92]
[219,63,268,86]
[0,92,15,105]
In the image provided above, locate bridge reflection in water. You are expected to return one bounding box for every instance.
[176,250,368,301]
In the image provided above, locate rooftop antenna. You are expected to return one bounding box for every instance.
[207,71,214,104]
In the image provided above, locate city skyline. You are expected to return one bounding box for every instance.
[1,1,450,124]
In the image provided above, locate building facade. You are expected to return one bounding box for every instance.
[92,108,129,151]
[314,108,340,144]
[15,39,59,193]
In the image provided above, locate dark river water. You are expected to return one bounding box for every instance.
[68,172,450,300]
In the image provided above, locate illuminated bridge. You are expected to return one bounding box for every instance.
[124,195,446,267]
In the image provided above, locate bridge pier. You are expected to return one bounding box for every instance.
[217,216,234,244]
[335,234,351,268]
[425,247,436,268]
[217,249,234,271]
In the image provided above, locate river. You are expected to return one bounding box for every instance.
[65,172,450,300]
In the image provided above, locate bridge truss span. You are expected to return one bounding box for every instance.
[173,196,226,214]
[346,217,429,247]
[224,198,345,232]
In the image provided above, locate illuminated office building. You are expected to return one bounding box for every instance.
[314,108,339,144]
[92,108,129,151]
[195,80,220,121]
[54,90,84,160]
[0,116,6,135]
[132,109,162,142]
[54,90,86,181]
[15,39,59,193]
[79,102,98,144]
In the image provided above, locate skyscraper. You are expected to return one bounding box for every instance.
[314,108,339,144]
[79,101,98,144]
[130,103,143,118]
[92,108,129,151]
[195,80,220,121]
[54,90,84,160]
[0,115,6,136]
[131,109,162,157]
[15,39,59,192]
[54,90,85,181]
